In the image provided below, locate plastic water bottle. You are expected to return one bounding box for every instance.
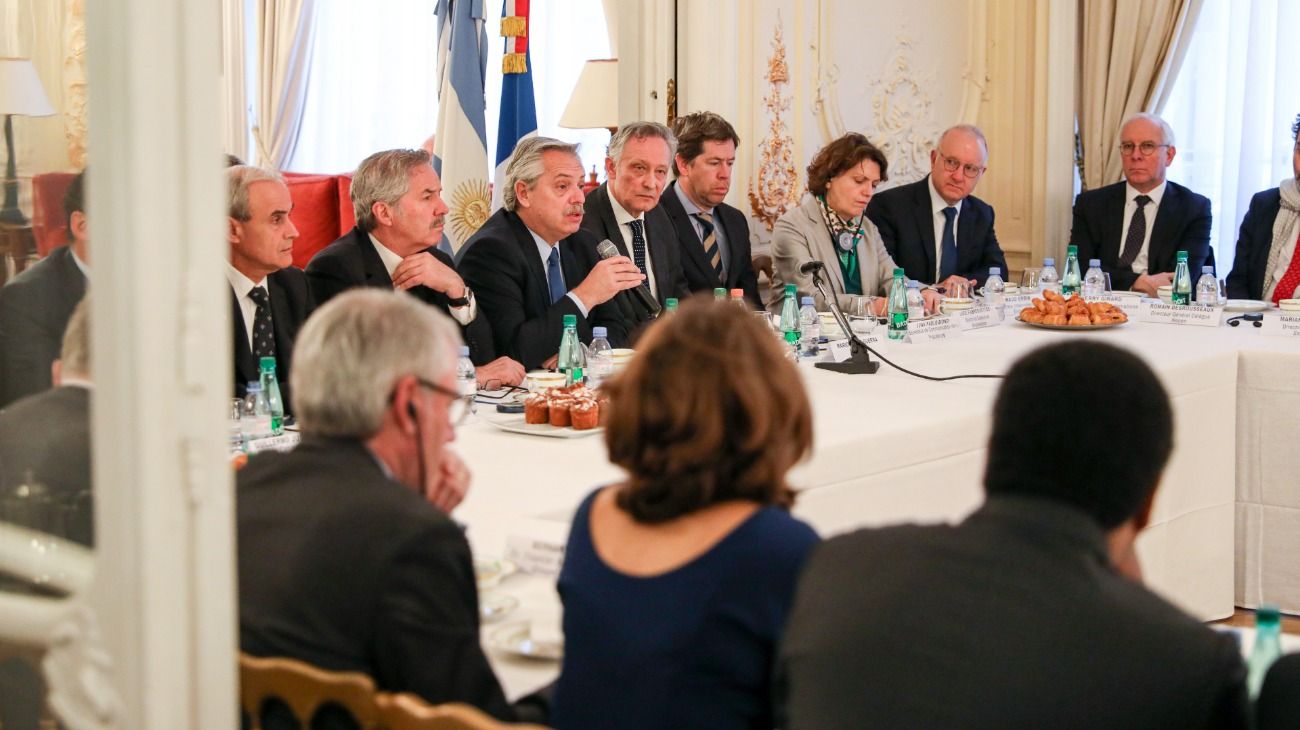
[905,281,925,320]
[887,268,908,341]
[984,267,1006,319]
[241,382,272,442]
[714,287,727,301]
[730,288,746,308]
[587,326,612,388]
[798,296,821,357]
[258,357,284,435]
[779,284,801,358]
[1247,605,1283,698]
[1082,259,1106,299]
[1196,265,1220,306]
[1172,250,1192,305]
[664,298,679,313]
[557,314,586,385]
[455,346,476,398]
[1039,257,1060,294]
[1061,245,1082,296]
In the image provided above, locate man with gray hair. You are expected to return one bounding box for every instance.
[867,124,1007,289]
[1070,112,1212,297]
[237,289,542,722]
[225,165,314,415]
[306,149,524,388]
[580,121,688,328]
[458,136,637,369]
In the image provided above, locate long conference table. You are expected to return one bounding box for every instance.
[449,311,1300,699]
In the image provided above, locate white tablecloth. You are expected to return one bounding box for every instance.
[453,315,1300,700]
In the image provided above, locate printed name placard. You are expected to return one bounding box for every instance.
[906,315,965,343]
[1091,293,1145,317]
[1263,313,1300,338]
[826,334,882,362]
[505,533,566,576]
[954,306,1002,331]
[245,432,301,454]
[1139,301,1223,327]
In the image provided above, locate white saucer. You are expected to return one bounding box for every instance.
[488,622,563,661]
[1224,299,1269,313]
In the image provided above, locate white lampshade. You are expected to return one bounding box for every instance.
[559,58,618,130]
[0,57,55,117]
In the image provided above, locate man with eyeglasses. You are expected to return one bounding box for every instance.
[867,124,1008,289]
[1226,112,1300,303]
[1070,113,1212,298]
[237,289,548,723]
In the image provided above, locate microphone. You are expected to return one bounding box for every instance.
[800,260,826,276]
[596,238,662,318]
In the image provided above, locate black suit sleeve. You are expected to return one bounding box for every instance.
[1182,195,1214,286]
[1198,633,1249,730]
[371,522,516,721]
[964,204,1008,287]
[1226,194,1266,300]
[304,252,360,308]
[1069,193,1129,291]
[0,287,58,406]
[866,197,902,261]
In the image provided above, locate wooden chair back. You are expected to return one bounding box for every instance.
[374,693,549,730]
[238,653,379,729]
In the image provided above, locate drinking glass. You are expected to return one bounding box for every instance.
[752,310,776,334]
[1020,267,1042,290]
[847,296,877,335]
[946,281,972,301]
[1103,272,1113,292]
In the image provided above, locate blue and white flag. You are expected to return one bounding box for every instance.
[435,0,491,253]
[493,0,538,210]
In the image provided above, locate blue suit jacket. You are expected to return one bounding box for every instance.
[1225,188,1283,300]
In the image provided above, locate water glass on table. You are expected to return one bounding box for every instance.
[847,295,879,335]
[1020,267,1041,291]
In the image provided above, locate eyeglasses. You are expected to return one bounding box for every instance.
[1118,141,1170,157]
[413,377,475,425]
[936,152,985,179]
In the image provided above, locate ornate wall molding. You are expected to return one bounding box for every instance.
[867,36,940,185]
[63,0,87,169]
[747,16,801,232]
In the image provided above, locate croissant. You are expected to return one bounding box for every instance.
[1020,308,1045,323]
[1044,313,1068,326]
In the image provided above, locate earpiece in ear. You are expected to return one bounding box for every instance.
[407,402,418,420]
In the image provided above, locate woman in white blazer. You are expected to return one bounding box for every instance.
[769,133,939,315]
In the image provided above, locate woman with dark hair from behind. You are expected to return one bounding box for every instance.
[551,299,820,730]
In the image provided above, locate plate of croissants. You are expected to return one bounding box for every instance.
[1016,290,1128,329]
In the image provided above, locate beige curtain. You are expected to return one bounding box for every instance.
[255,0,317,169]
[1076,0,1203,191]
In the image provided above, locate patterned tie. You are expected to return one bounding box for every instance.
[1270,229,1300,304]
[1119,195,1153,269]
[694,212,724,280]
[247,285,277,361]
[628,218,648,275]
[546,246,566,304]
[939,207,958,281]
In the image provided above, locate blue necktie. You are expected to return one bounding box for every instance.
[939,206,958,281]
[546,246,566,304]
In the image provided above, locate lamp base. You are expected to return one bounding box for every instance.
[2,115,28,226]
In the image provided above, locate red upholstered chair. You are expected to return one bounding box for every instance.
[32,171,77,257]
[336,174,355,233]
[284,173,343,269]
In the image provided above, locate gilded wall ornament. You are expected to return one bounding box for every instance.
[747,17,801,232]
[64,0,88,169]
[868,37,939,186]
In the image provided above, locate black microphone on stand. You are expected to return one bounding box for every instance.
[800,259,880,375]
[596,239,661,318]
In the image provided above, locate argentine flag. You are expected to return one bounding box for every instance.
[435,0,491,253]
[493,0,538,210]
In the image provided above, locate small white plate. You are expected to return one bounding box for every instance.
[474,557,518,590]
[481,411,603,439]
[479,593,520,622]
[1107,290,1144,298]
[488,622,563,661]
[1224,299,1270,313]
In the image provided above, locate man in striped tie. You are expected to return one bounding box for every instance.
[655,112,764,309]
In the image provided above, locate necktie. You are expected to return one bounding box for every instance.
[939,207,958,281]
[247,285,277,361]
[694,212,724,280]
[546,246,566,304]
[1119,195,1153,269]
[1270,229,1300,304]
[628,218,648,276]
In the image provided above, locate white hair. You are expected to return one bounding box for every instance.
[227,165,286,221]
[501,137,580,211]
[1120,113,1176,147]
[938,124,989,157]
[607,121,679,164]
[291,289,462,437]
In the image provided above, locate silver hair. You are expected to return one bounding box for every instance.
[351,149,432,231]
[502,137,581,211]
[291,289,462,438]
[60,296,91,378]
[938,124,989,158]
[1120,112,1176,147]
[607,121,679,164]
[227,165,286,221]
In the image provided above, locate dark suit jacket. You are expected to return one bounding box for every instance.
[866,175,1008,287]
[0,246,87,407]
[305,227,497,365]
[1070,180,1213,293]
[579,182,688,330]
[231,267,314,415]
[776,495,1248,730]
[655,181,762,308]
[0,385,93,546]
[237,437,515,720]
[1257,653,1300,730]
[456,208,629,370]
[1226,188,1283,300]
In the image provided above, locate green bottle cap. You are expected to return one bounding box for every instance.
[714,288,727,299]
[1067,245,1078,256]
[259,356,276,372]
[1176,250,1188,261]
[665,298,679,310]
[1257,605,1281,624]
[784,284,797,295]
[893,268,905,277]
[562,314,577,327]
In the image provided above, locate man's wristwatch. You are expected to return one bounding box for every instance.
[447,287,473,308]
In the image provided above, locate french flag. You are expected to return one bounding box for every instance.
[492,0,538,210]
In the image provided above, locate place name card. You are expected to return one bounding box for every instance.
[505,533,567,576]
[825,334,883,362]
[245,432,301,454]
[954,306,1002,331]
[1139,301,1224,327]
[1263,313,1300,338]
[1091,293,1145,316]
[906,315,965,343]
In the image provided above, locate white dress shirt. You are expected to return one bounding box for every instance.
[529,230,590,317]
[928,178,963,282]
[1119,180,1167,275]
[225,263,267,351]
[368,233,475,325]
[608,192,658,297]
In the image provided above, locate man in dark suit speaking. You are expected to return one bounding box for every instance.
[1070,113,1212,297]
[458,137,637,370]
[777,341,1248,730]
[866,124,1007,289]
[238,289,542,722]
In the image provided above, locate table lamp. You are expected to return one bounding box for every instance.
[559,58,619,135]
[0,58,56,225]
